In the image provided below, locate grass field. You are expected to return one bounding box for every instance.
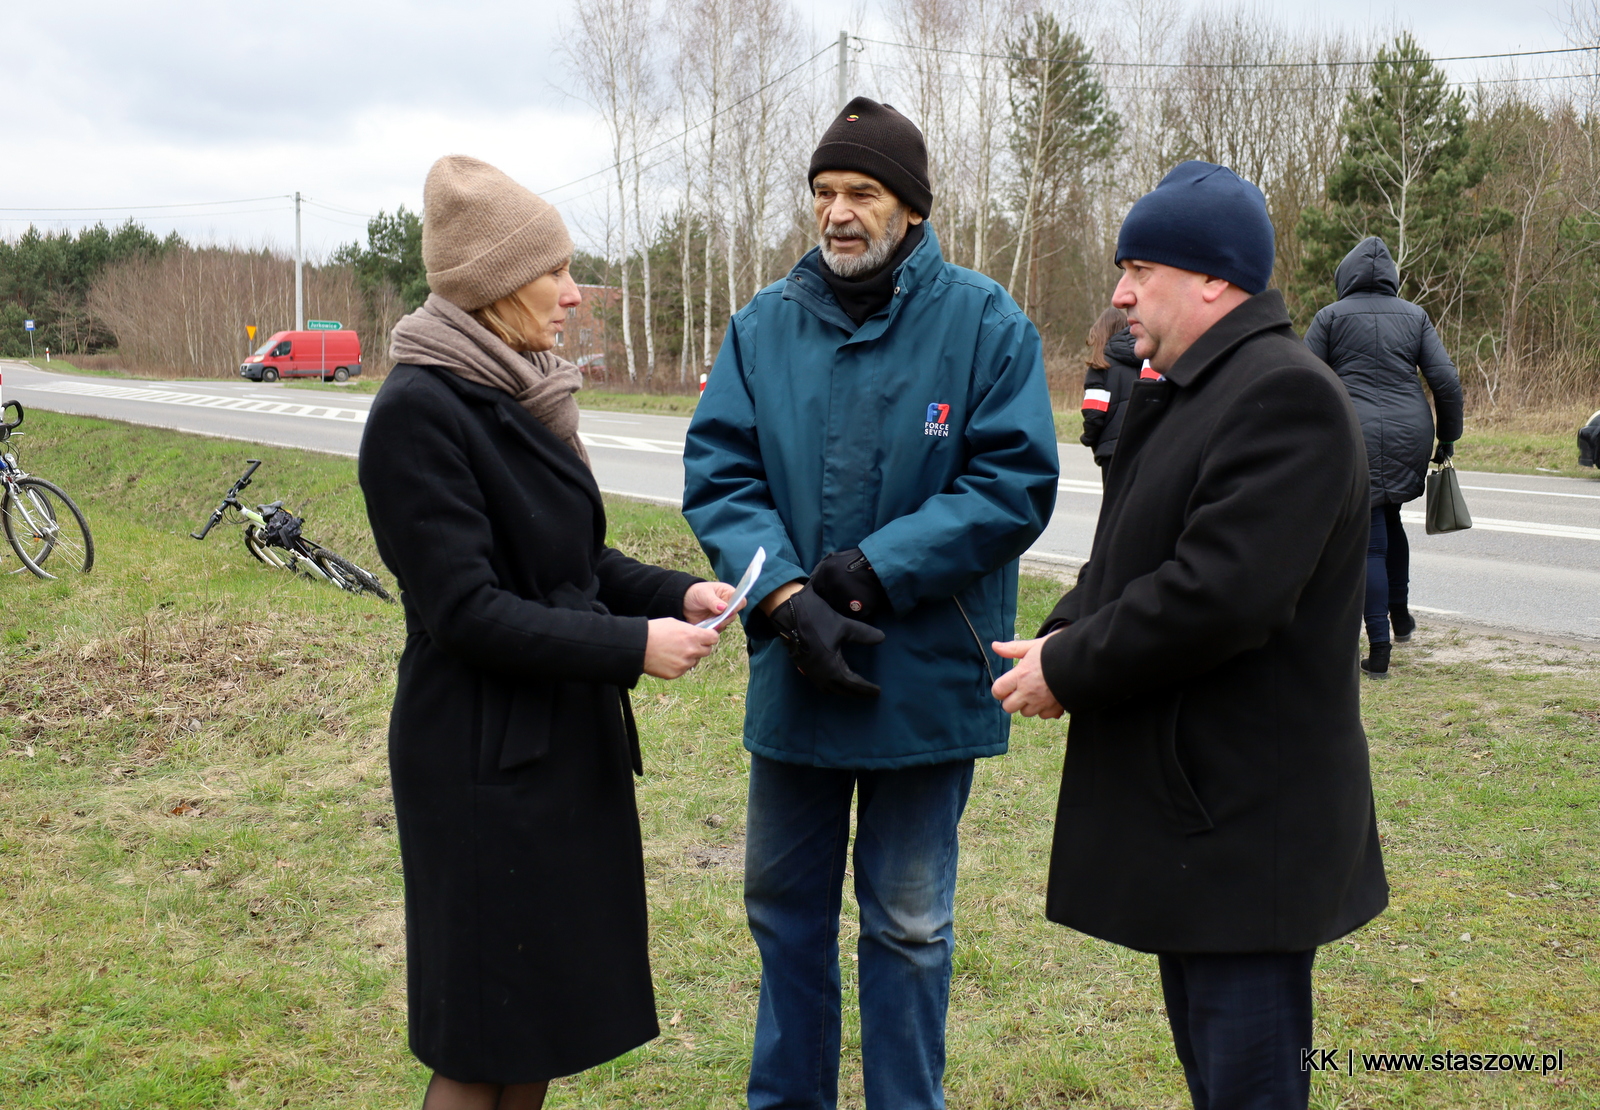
[282,379,384,395]
[16,357,115,378]
[0,412,1595,1108]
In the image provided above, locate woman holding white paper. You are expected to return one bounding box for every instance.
[359,155,739,1110]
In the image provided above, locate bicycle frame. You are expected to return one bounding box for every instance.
[1,399,96,578]
[191,459,337,585]
[0,401,38,534]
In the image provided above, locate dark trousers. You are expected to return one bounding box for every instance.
[744,754,975,1110]
[1158,950,1316,1110]
[1364,503,1409,642]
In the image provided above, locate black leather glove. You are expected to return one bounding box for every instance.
[768,584,887,697]
[808,548,891,623]
[1432,441,1455,464]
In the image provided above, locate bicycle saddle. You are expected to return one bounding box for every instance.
[257,500,285,513]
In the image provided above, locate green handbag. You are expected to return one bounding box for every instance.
[1424,459,1473,535]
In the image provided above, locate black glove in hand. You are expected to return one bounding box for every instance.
[808,548,891,623]
[1432,441,1455,464]
[769,584,886,697]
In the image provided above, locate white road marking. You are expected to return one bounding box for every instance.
[1459,484,1600,501]
[1050,479,1597,541]
[1397,510,1600,542]
[1409,604,1462,615]
[15,381,720,460]
[24,381,368,423]
[580,433,683,455]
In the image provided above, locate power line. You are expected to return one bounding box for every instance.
[538,40,835,198]
[855,35,1600,71]
[0,207,292,225]
[0,195,289,213]
[300,210,372,231]
[862,56,1600,93]
[303,197,378,220]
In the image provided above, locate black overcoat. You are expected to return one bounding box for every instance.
[1303,237,1465,506]
[358,363,698,1084]
[1038,291,1389,954]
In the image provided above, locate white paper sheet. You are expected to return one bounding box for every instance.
[697,545,766,630]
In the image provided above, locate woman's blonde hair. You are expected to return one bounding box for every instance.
[1084,307,1128,370]
[472,281,550,352]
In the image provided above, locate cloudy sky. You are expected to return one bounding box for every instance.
[1,0,1584,256]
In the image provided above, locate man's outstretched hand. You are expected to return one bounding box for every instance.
[990,635,1065,718]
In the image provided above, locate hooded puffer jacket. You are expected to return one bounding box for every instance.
[1304,237,1464,506]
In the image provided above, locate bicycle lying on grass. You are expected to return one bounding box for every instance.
[191,459,392,601]
[0,400,95,579]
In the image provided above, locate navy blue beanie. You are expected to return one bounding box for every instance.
[1114,161,1275,294]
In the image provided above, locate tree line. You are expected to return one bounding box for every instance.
[6,1,1600,410]
[0,213,421,377]
[563,0,1600,411]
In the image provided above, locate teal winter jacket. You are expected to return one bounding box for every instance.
[682,226,1059,769]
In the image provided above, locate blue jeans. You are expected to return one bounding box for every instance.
[1365,504,1409,642]
[743,753,975,1110]
[1158,950,1317,1110]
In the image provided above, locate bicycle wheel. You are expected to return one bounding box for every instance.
[308,546,393,601]
[3,477,94,579]
[243,524,294,570]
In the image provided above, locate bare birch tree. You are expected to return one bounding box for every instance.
[569,0,656,381]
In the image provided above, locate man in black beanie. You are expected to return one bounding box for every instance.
[993,161,1388,1110]
[684,97,1059,1109]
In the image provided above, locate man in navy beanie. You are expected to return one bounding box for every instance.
[993,161,1388,1109]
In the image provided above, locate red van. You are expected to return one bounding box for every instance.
[240,330,363,382]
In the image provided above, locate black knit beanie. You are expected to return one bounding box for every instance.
[808,97,932,217]
[1115,161,1275,294]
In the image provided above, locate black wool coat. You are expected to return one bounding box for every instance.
[358,364,699,1084]
[1304,237,1465,506]
[1038,291,1389,954]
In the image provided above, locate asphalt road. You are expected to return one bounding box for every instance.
[5,360,1598,642]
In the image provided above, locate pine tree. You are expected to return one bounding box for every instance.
[1294,33,1509,329]
[1005,13,1118,312]
[332,206,428,311]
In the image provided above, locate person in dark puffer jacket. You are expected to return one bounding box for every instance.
[1079,307,1141,471]
[1305,236,1464,679]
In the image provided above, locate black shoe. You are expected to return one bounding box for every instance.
[1361,641,1392,679]
[1390,606,1416,642]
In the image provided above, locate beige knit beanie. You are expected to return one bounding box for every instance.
[422,155,574,311]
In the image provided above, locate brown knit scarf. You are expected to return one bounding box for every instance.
[389,293,589,467]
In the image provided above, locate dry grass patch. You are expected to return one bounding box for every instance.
[0,412,1593,1107]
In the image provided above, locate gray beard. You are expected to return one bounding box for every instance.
[821,211,907,278]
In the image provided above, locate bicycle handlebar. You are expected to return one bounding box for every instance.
[0,400,23,441]
[191,459,264,540]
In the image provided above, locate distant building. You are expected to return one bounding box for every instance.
[562,284,619,379]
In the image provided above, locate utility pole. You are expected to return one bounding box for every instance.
[294,191,304,332]
[837,31,849,112]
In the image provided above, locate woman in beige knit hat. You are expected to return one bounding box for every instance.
[359,155,739,1110]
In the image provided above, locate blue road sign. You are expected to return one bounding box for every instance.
[24,320,34,331]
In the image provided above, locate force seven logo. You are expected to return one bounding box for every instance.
[924,403,951,437]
